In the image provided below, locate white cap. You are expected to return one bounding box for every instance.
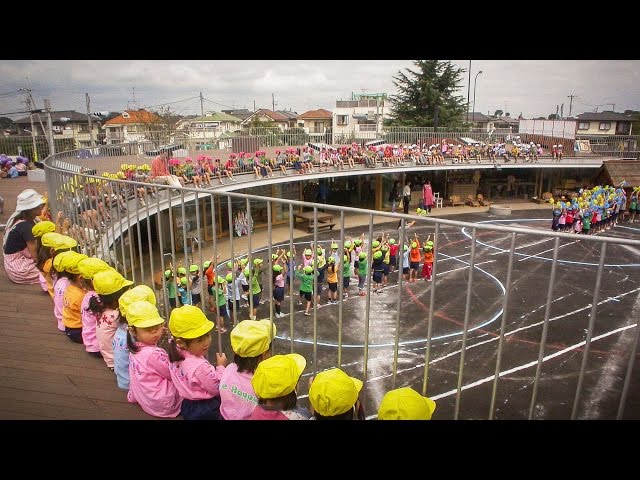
[16,189,45,212]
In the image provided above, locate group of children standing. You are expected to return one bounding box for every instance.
[550,184,637,235]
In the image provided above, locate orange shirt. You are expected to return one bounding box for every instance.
[409,241,421,263]
[43,258,54,298]
[63,283,86,329]
[423,251,434,264]
[205,265,215,286]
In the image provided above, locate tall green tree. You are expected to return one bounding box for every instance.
[388,60,467,128]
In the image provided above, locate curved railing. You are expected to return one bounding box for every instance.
[42,144,640,419]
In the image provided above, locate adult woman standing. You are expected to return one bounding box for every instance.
[2,189,45,284]
[422,180,435,214]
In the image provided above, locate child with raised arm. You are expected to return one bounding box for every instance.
[127,301,183,418]
[167,305,228,420]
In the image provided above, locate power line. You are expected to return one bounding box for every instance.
[202,97,236,110]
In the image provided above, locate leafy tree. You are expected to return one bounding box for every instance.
[0,117,13,129]
[494,110,503,117]
[388,60,467,128]
[548,114,558,120]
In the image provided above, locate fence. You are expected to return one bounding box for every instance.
[42,144,640,419]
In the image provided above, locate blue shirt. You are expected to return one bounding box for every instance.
[8,166,18,178]
[112,323,130,390]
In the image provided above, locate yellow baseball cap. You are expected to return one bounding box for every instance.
[41,232,64,248]
[230,319,276,357]
[92,268,134,296]
[377,387,437,420]
[118,285,157,318]
[32,221,56,238]
[126,300,164,329]
[58,251,88,274]
[251,353,306,399]
[53,235,78,251]
[77,257,111,280]
[52,250,77,272]
[168,305,214,339]
[309,368,363,417]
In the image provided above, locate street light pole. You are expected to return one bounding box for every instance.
[466,60,472,123]
[472,70,483,127]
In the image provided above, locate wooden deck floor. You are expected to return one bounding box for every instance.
[0,177,155,420]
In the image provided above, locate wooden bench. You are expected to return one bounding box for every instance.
[449,195,464,207]
[293,210,334,232]
[307,221,336,233]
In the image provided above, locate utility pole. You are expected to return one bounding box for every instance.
[86,93,95,147]
[21,88,38,162]
[567,94,575,117]
[272,93,275,112]
[44,99,55,155]
[200,91,205,148]
[560,103,564,119]
[466,60,471,123]
[556,104,559,117]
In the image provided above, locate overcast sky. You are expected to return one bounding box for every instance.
[1,60,639,121]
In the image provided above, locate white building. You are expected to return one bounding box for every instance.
[331,93,389,143]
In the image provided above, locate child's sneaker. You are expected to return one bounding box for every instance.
[304,311,311,316]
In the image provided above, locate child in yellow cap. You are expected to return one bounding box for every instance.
[219,319,276,419]
[59,251,89,343]
[377,386,436,420]
[167,305,228,420]
[308,368,364,420]
[32,220,56,294]
[89,268,134,371]
[126,300,183,418]
[249,353,311,420]
[77,257,111,359]
[52,250,76,332]
[114,285,156,391]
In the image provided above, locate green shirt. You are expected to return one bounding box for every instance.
[166,279,176,299]
[343,260,351,277]
[213,286,227,307]
[251,274,261,295]
[295,270,314,293]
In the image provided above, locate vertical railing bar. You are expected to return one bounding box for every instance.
[337,210,345,368]
[361,214,374,414]
[246,198,254,319]
[572,242,607,419]
[617,301,640,419]
[422,222,440,396]
[489,231,517,419]
[312,205,319,374]
[454,226,477,420]
[529,236,561,420]
[392,218,406,388]
[226,195,238,328]
[288,203,295,353]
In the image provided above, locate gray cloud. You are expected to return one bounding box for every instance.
[1,60,638,120]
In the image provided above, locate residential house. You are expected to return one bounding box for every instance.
[575,111,633,136]
[463,112,493,131]
[175,111,243,149]
[221,109,253,122]
[297,108,332,143]
[240,109,290,132]
[13,110,102,149]
[102,109,163,145]
[332,93,389,143]
[277,110,299,129]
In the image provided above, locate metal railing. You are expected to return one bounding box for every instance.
[43,144,640,419]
